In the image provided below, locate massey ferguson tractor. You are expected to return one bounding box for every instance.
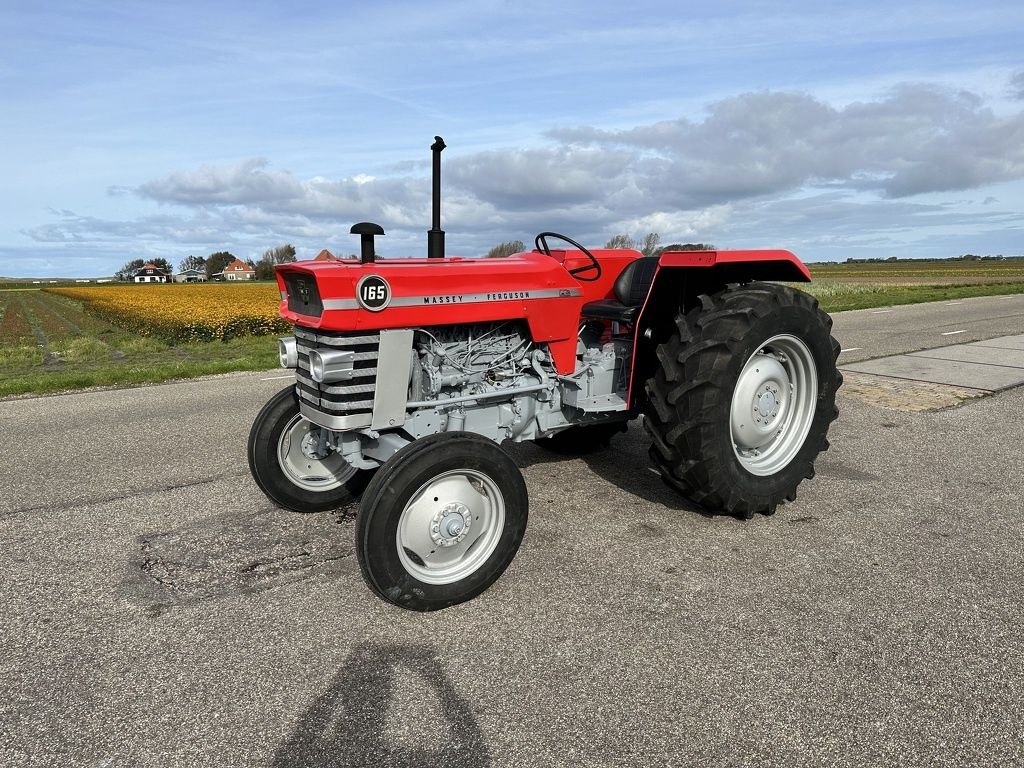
[248,137,841,611]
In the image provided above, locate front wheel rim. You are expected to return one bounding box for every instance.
[396,470,505,585]
[277,414,356,491]
[730,334,818,476]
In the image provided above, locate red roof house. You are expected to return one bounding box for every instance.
[222,259,255,280]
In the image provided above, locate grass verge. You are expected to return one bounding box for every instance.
[801,281,1024,312]
[0,336,278,398]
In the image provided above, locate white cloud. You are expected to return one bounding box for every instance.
[550,84,1024,201]
[23,79,1024,270]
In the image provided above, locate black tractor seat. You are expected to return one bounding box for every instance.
[581,256,658,323]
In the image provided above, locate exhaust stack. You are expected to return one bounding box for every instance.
[427,136,446,258]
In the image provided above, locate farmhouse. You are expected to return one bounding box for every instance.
[133,264,170,283]
[220,259,256,281]
[174,268,207,283]
[314,249,338,261]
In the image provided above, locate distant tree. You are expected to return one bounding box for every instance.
[255,244,298,279]
[255,259,274,281]
[179,254,206,273]
[485,240,525,258]
[266,244,297,263]
[150,258,172,275]
[604,234,637,250]
[660,243,717,252]
[605,233,663,255]
[115,258,145,281]
[205,251,235,280]
[640,233,661,257]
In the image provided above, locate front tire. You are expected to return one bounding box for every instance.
[247,386,372,512]
[643,283,841,518]
[356,432,529,611]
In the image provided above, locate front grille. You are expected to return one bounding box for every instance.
[294,327,378,418]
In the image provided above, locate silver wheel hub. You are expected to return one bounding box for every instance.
[755,388,778,422]
[431,502,473,547]
[301,431,329,460]
[730,334,818,476]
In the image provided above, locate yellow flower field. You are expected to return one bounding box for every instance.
[47,283,291,342]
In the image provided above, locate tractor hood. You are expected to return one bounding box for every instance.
[275,252,594,372]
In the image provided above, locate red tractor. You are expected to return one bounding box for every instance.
[249,137,841,611]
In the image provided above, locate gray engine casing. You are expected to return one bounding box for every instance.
[294,320,632,469]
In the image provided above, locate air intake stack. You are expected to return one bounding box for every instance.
[427,136,446,258]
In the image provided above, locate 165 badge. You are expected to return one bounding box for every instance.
[356,275,391,311]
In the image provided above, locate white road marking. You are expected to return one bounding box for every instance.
[260,374,294,380]
[941,330,966,336]
[871,309,893,314]
[840,347,863,353]
[945,301,963,305]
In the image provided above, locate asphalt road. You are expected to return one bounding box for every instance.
[2,296,1023,768]
[831,292,1024,363]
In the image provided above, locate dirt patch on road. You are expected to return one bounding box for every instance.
[838,370,988,411]
[126,506,357,614]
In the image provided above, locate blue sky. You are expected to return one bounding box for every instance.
[2,0,1023,277]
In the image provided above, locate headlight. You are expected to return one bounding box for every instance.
[278,337,297,368]
[308,349,355,383]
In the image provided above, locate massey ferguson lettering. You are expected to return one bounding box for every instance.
[486,291,531,301]
[419,291,533,305]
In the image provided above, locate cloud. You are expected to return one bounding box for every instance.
[137,158,304,206]
[550,84,1024,200]
[1011,71,1024,100]
[23,81,1024,272]
[131,83,1024,225]
[135,158,432,228]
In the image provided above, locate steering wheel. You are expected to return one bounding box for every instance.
[534,231,602,282]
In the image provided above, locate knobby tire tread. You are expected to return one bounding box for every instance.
[643,283,842,519]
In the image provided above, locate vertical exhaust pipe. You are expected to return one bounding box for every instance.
[428,136,446,258]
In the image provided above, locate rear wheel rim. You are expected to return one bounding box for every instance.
[730,334,817,476]
[396,469,505,585]
[277,414,355,491]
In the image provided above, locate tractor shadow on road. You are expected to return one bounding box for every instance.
[271,641,491,768]
[505,425,712,517]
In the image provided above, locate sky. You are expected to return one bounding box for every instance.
[2,0,1023,277]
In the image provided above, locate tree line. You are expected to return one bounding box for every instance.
[114,245,298,281]
[114,234,720,279]
[485,234,715,258]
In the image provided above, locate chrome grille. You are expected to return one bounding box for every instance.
[294,327,379,417]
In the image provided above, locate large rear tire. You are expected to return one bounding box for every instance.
[643,283,841,518]
[247,386,372,513]
[356,432,528,611]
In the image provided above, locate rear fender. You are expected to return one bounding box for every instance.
[656,249,810,283]
[626,249,811,408]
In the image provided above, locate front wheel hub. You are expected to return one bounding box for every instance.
[431,502,473,547]
[300,430,329,460]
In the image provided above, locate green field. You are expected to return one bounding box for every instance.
[804,259,1024,311]
[1,260,1022,397]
